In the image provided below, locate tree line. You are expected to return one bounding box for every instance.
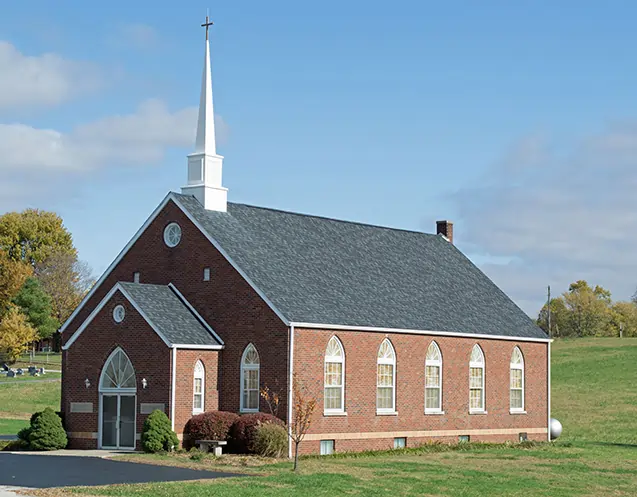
[0,209,94,362]
[536,280,637,338]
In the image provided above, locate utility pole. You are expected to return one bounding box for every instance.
[547,285,551,338]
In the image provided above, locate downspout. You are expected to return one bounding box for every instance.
[171,346,177,432]
[287,324,295,459]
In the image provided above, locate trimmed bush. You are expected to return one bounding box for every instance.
[229,413,285,454]
[17,426,31,443]
[183,411,239,450]
[142,410,179,453]
[28,408,67,451]
[253,422,288,458]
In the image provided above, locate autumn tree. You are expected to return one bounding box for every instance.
[288,373,317,471]
[0,209,76,267]
[609,301,637,338]
[537,297,569,337]
[37,251,94,324]
[562,280,612,337]
[12,277,59,340]
[0,305,37,363]
[0,250,32,318]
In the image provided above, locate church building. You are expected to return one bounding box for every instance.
[59,21,551,455]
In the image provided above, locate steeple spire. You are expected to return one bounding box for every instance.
[181,14,227,212]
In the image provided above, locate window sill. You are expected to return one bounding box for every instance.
[324,411,347,417]
[376,411,398,416]
[425,410,445,415]
[240,409,259,414]
[192,410,204,416]
[469,410,488,415]
[510,410,527,415]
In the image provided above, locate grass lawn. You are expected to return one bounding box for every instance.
[22,338,637,496]
[0,378,60,433]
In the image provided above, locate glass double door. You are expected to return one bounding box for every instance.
[101,394,136,449]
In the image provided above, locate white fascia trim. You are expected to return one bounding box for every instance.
[288,323,295,459]
[62,283,173,350]
[172,344,223,350]
[168,282,225,346]
[170,194,290,326]
[171,346,177,431]
[290,322,552,344]
[60,193,174,334]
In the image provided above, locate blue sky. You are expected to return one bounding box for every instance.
[2,1,637,316]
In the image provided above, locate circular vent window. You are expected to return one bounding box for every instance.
[113,305,126,323]
[164,223,182,248]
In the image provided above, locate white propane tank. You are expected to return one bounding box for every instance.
[550,418,563,440]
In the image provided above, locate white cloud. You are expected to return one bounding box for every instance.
[0,41,101,110]
[451,123,637,316]
[0,99,229,172]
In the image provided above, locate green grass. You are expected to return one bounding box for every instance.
[18,338,637,496]
[0,378,60,433]
[13,352,61,369]
[0,418,29,435]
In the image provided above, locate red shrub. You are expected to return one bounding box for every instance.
[182,411,239,450]
[229,413,285,454]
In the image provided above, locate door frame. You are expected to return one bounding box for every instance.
[98,393,137,450]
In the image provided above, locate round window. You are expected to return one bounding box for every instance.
[163,222,182,248]
[113,305,126,323]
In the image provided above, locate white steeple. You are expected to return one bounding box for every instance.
[181,15,227,212]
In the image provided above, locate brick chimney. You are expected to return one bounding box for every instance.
[436,220,454,244]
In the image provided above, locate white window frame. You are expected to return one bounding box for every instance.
[163,222,182,248]
[320,439,335,455]
[203,267,211,281]
[425,341,443,414]
[112,305,125,324]
[133,272,140,283]
[240,343,260,413]
[376,339,396,415]
[469,344,486,413]
[510,347,525,413]
[193,360,205,415]
[324,336,345,415]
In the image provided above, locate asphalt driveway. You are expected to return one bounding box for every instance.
[0,453,242,488]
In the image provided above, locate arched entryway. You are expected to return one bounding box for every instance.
[99,348,137,449]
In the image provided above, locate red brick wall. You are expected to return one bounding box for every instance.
[174,349,220,435]
[62,198,290,426]
[293,328,548,454]
[63,290,171,450]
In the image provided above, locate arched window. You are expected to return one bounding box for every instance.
[324,336,345,413]
[100,348,136,392]
[425,341,442,413]
[510,347,524,412]
[240,344,260,412]
[193,360,205,414]
[377,339,396,413]
[469,345,485,413]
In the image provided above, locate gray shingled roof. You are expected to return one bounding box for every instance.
[119,282,221,346]
[174,193,547,340]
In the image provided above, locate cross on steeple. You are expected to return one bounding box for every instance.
[201,15,214,41]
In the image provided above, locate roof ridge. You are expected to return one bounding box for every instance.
[227,201,438,238]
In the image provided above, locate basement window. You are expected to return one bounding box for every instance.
[519,432,528,442]
[203,267,211,281]
[320,440,335,455]
[394,437,406,449]
[459,435,470,443]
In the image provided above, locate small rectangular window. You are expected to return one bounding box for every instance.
[320,440,335,455]
[394,437,406,449]
[203,267,211,281]
[459,435,470,443]
[133,272,140,283]
[519,432,528,442]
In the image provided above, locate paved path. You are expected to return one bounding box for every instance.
[0,436,17,441]
[0,453,242,488]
